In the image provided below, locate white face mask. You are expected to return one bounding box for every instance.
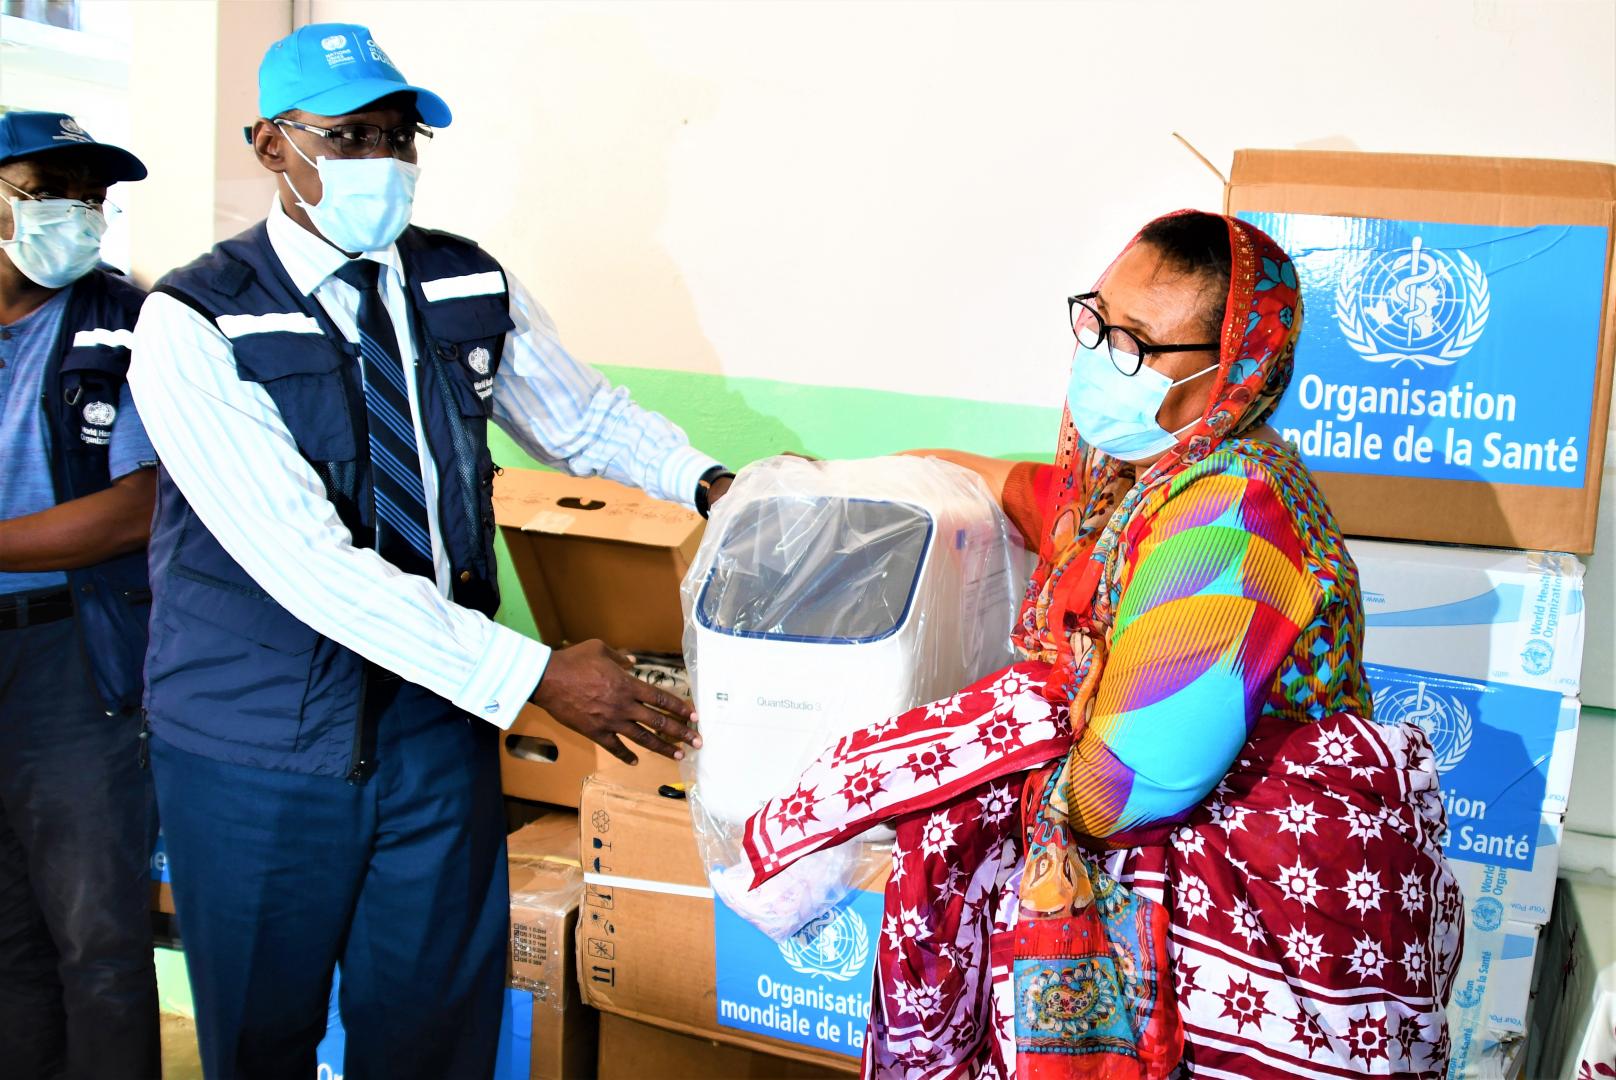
[279,126,419,254]
[1066,340,1216,462]
[0,187,108,289]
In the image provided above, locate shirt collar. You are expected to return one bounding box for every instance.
[265,196,405,297]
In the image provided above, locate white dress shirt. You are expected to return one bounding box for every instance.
[129,199,720,729]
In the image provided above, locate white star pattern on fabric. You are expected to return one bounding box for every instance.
[1310,727,1360,768]
[1347,934,1390,978]
[1341,864,1386,915]
[883,914,904,949]
[1229,897,1266,947]
[896,981,944,1018]
[977,785,1015,824]
[1208,801,1253,835]
[1276,859,1324,908]
[936,865,968,902]
[1401,939,1429,984]
[923,694,965,724]
[1177,874,1214,924]
[1273,796,1323,839]
[1280,923,1331,974]
[1397,870,1427,914]
[898,905,931,942]
[889,841,909,884]
[1171,824,1206,857]
[920,811,961,859]
[1344,805,1384,843]
[989,669,1032,704]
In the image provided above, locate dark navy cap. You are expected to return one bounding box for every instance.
[0,111,147,181]
[258,23,451,127]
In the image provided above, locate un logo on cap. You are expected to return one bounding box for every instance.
[1379,681,1472,774]
[320,34,345,50]
[777,905,869,982]
[1335,235,1490,370]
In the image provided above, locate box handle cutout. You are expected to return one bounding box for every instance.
[505,734,559,764]
[556,496,606,512]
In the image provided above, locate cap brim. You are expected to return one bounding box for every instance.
[0,142,148,183]
[290,80,452,128]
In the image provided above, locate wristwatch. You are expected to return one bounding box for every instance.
[694,465,735,519]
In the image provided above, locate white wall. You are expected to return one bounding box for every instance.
[308,0,1616,410]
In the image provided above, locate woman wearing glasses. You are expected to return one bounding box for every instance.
[735,211,1462,1078]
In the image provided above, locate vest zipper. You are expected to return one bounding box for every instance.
[347,668,376,785]
[425,342,490,585]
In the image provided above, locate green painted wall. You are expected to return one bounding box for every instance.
[489,365,1062,639]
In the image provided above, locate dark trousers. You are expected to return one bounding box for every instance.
[150,681,509,1080]
[0,615,160,1080]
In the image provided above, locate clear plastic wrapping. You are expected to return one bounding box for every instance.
[679,454,1027,939]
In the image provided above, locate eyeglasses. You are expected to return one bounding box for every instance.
[1068,292,1218,376]
[273,118,433,158]
[0,174,116,216]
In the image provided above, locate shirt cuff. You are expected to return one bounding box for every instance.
[453,621,552,729]
[661,445,724,510]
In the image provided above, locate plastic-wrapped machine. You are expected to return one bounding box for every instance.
[679,455,1028,939]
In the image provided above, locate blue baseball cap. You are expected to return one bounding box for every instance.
[258,23,451,127]
[0,111,147,182]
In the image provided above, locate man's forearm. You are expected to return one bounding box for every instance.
[0,468,156,572]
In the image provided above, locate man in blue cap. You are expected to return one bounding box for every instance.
[130,23,733,1079]
[0,110,159,1080]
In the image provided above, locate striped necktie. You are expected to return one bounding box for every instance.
[333,259,435,580]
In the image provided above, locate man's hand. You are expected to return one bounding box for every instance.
[706,473,733,508]
[529,639,700,765]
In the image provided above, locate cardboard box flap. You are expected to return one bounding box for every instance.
[496,469,702,652]
[1230,149,1616,212]
[494,470,702,550]
[579,776,707,889]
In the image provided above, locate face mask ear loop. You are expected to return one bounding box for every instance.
[1167,360,1220,390]
[275,122,322,209]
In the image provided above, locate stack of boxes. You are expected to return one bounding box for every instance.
[1351,541,1586,1078]
[492,469,859,1076]
[1230,149,1616,1079]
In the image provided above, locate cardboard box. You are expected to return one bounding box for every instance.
[1353,541,1587,696]
[1448,813,1563,927]
[576,777,871,1073]
[596,1012,843,1080]
[1449,918,1540,1040]
[494,469,702,808]
[1225,150,1615,554]
[507,812,597,1080]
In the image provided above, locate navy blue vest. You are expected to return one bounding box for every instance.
[40,268,151,714]
[144,222,511,777]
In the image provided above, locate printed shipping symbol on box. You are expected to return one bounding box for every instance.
[713,889,880,1057]
[1367,663,1565,870]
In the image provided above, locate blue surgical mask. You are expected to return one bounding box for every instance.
[1066,340,1216,462]
[281,130,418,254]
[0,195,108,288]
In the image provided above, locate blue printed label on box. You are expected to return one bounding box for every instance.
[1367,663,1561,869]
[1239,212,1607,488]
[714,888,880,1057]
[150,830,169,884]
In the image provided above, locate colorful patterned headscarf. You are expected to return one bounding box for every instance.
[1016,211,1304,709]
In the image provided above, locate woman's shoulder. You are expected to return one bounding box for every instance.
[1137,438,1347,550]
